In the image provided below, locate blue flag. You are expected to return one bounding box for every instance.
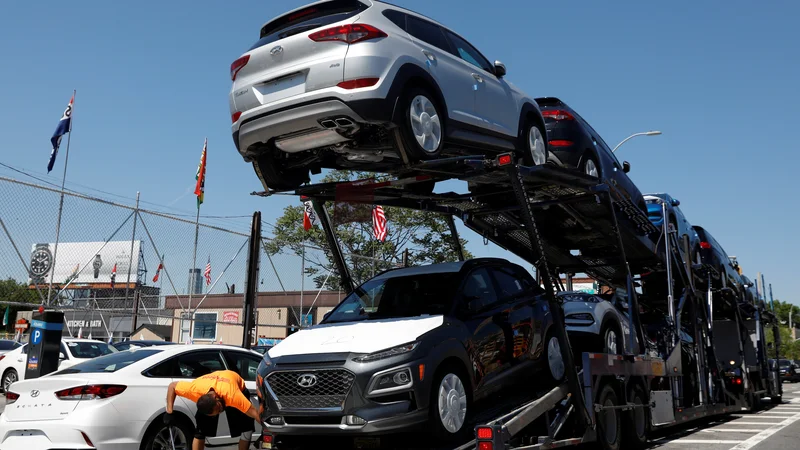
[48,94,74,173]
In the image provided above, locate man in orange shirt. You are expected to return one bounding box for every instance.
[164,370,259,450]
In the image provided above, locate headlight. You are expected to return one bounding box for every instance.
[368,367,414,396]
[353,342,419,363]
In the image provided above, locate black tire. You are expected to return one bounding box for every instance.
[519,117,548,166]
[624,385,649,449]
[2,368,18,393]
[581,152,600,178]
[140,413,195,450]
[252,149,309,192]
[429,364,471,442]
[600,321,623,355]
[398,87,444,161]
[771,394,783,404]
[544,329,566,384]
[597,384,622,450]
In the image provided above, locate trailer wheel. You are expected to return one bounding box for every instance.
[545,330,566,382]
[624,385,649,448]
[597,384,622,450]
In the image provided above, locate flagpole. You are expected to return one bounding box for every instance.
[47,89,76,306]
[188,205,199,343]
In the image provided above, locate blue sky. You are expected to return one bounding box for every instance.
[1,1,798,305]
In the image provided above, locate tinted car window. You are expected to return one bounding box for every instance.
[145,351,225,378]
[406,16,451,52]
[444,30,493,72]
[462,268,499,311]
[55,349,161,375]
[251,0,369,51]
[223,351,262,382]
[65,341,116,358]
[324,272,458,323]
[0,341,20,351]
[491,267,525,298]
[382,10,407,29]
[114,342,132,351]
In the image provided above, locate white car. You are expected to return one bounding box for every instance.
[230,0,548,190]
[0,344,264,450]
[0,338,117,392]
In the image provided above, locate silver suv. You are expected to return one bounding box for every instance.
[229,0,548,190]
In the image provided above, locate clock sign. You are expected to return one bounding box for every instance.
[30,244,53,280]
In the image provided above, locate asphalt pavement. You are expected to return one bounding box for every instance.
[0,385,798,449]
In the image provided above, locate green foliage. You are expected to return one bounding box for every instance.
[763,299,800,360]
[265,171,472,289]
[0,278,40,332]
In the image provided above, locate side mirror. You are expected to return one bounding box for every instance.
[494,60,506,78]
[322,311,332,321]
[58,352,66,360]
[671,198,680,207]
[622,161,631,173]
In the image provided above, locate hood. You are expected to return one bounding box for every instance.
[269,315,444,358]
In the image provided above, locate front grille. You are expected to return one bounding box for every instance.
[266,369,355,410]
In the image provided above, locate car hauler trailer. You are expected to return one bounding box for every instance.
[250,154,780,450]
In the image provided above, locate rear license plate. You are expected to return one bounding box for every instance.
[255,73,306,104]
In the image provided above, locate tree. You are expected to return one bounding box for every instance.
[265,171,472,289]
[0,278,40,333]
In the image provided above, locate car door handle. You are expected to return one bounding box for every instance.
[421,50,436,62]
[472,73,484,83]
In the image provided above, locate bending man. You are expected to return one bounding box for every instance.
[165,370,259,450]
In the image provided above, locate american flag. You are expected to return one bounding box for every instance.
[372,205,387,242]
[203,256,212,286]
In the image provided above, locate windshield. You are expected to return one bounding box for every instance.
[324,272,458,323]
[779,359,791,367]
[66,341,117,358]
[54,349,161,374]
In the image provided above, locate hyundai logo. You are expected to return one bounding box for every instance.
[30,390,39,398]
[270,46,283,56]
[297,373,318,388]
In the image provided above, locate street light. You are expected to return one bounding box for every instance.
[612,131,662,153]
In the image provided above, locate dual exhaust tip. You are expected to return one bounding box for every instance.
[320,117,355,129]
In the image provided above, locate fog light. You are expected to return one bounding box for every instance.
[267,416,284,425]
[393,371,410,384]
[345,415,367,425]
[730,360,735,366]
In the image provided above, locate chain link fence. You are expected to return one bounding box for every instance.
[0,176,394,345]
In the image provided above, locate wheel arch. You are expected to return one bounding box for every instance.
[388,63,449,125]
[138,409,195,446]
[518,102,547,143]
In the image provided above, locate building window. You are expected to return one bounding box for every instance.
[193,313,217,341]
[179,312,191,343]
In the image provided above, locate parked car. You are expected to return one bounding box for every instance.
[112,340,174,351]
[558,291,634,355]
[0,338,117,392]
[0,345,264,450]
[230,0,548,191]
[692,226,744,294]
[0,339,22,356]
[535,97,646,212]
[256,258,562,440]
[644,193,701,264]
[777,359,800,382]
